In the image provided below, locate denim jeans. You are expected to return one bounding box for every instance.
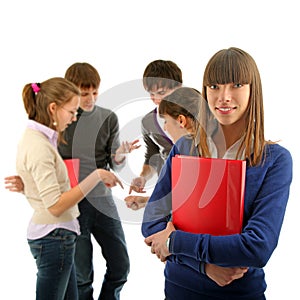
[75,199,130,300]
[28,228,78,300]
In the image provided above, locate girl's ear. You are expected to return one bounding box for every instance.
[49,102,56,114]
[177,114,187,128]
[48,102,58,127]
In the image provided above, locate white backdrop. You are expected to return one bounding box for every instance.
[1,1,299,299]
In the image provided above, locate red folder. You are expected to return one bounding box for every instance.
[171,155,246,235]
[63,159,80,188]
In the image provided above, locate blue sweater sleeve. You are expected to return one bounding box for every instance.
[142,142,293,269]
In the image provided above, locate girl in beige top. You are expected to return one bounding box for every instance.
[16,77,123,300]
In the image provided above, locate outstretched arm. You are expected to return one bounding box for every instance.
[5,170,123,218]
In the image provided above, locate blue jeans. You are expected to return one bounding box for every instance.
[76,199,130,300]
[28,228,78,300]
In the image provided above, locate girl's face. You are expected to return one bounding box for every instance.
[206,83,250,130]
[57,95,80,131]
[162,114,188,143]
[80,86,99,111]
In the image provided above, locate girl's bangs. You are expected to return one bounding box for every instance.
[203,50,252,86]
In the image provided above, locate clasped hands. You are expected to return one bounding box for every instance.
[145,222,248,287]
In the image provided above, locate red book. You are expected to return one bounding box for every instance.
[171,155,246,235]
[63,159,80,188]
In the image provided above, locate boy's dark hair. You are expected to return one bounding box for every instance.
[65,62,101,89]
[143,60,182,91]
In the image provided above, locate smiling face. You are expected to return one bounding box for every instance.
[206,83,250,132]
[199,48,265,162]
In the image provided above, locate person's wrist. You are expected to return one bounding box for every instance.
[138,175,146,181]
[114,154,126,164]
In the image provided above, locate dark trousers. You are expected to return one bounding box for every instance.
[75,199,130,300]
[165,280,266,300]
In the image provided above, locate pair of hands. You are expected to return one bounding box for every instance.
[117,142,151,210]
[5,173,148,211]
[5,173,148,210]
[124,176,148,210]
[145,222,249,287]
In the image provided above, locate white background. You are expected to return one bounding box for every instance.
[1,0,299,299]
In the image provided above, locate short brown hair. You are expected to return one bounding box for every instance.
[143,60,182,91]
[65,62,101,89]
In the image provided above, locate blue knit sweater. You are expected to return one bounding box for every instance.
[142,135,292,299]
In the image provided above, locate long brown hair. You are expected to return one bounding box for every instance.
[198,47,268,166]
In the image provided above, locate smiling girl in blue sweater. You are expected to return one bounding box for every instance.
[142,47,293,300]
